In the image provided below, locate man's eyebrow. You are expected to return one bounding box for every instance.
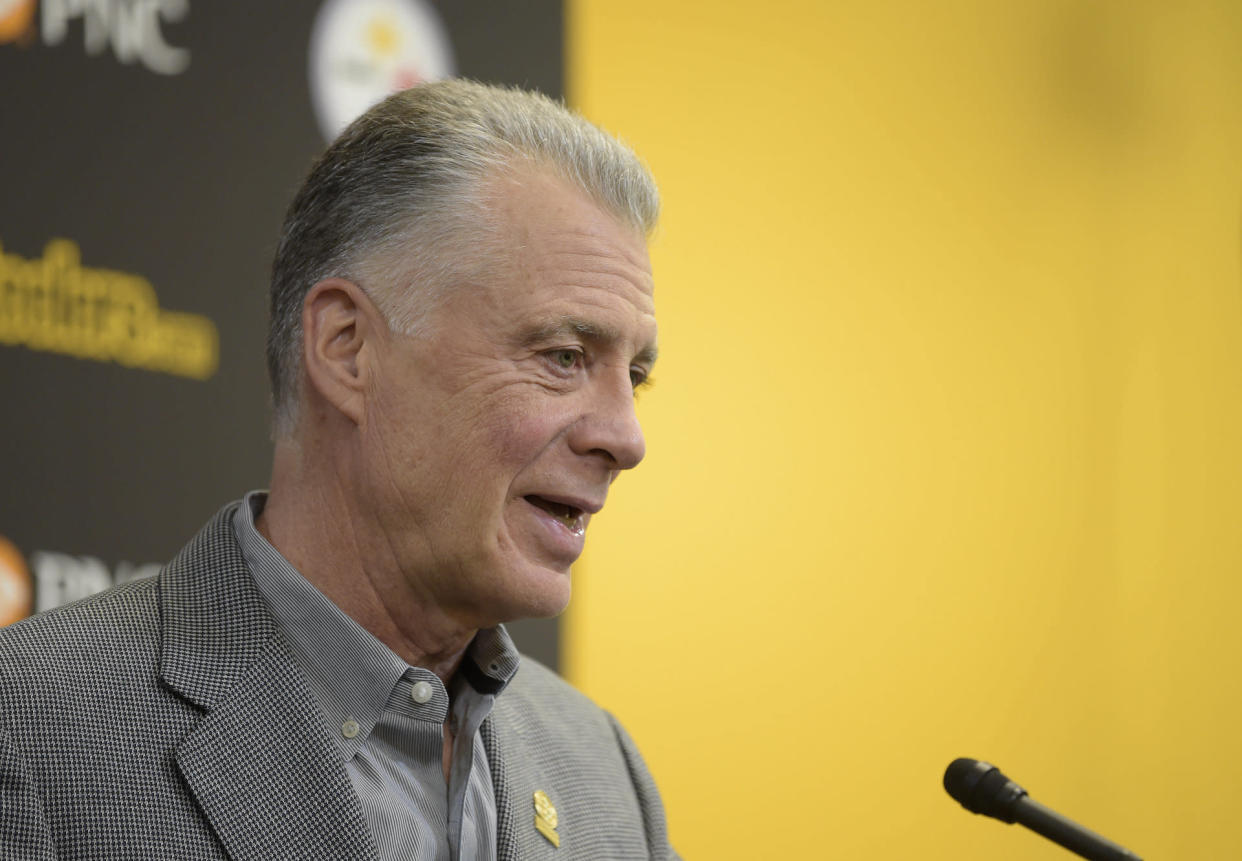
[523,316,658,366]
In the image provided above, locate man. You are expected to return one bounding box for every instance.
[0,80,675,860]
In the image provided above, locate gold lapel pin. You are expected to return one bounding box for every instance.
[533,789,560,848]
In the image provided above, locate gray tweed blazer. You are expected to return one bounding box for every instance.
[0,504,675,860]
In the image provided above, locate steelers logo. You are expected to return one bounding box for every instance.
[0,535,32,627]
[309,0,456,143]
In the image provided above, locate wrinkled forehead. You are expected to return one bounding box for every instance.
[427,184,659,365]
[484,164,653,272]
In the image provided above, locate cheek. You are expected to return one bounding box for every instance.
[478,396,567,473]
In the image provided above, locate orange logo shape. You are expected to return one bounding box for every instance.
[0,0,36,45]
[0,534,33,626]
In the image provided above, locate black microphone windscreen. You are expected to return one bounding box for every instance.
[943,757,1027,823]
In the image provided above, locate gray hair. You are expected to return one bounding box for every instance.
[266,79,660,437]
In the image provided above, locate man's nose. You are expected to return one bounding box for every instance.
[569,376,646,471]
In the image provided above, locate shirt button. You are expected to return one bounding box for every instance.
[341,718,360,739]
[411,681,434,704]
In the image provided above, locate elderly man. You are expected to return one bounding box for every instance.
[0,81,674,860]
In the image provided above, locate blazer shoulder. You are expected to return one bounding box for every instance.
[0,577,164,719]
[499,654,640,745]
[0,576,161,670]
[493,653,625,764]
[505,655,601,712]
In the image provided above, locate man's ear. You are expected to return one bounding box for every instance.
[301,278,383,426]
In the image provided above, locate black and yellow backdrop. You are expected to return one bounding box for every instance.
[0,0,563,662]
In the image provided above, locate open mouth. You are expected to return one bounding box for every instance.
[524,495,586,534]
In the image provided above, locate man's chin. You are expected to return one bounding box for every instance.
[489,563,573,624]
[523,573,574,619]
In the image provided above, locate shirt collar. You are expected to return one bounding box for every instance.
[231,491,521,753]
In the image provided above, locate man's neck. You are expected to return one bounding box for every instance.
[258,442,478,684]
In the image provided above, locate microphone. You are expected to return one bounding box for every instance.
[943,758,1142,861]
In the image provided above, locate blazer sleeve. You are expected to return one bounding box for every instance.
[605,712,681,861]
[0,726,57,861]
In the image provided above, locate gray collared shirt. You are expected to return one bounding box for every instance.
[232,492,521,861]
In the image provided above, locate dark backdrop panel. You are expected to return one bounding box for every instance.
[0,0,563,668]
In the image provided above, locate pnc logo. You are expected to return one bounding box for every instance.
[0,0,190,75]
[0,0,36,44]
[0,534,33,627]
[0,537,164,627]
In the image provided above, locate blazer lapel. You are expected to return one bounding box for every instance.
[483,711,561,861]
[159,504,378,861]
[174,637,377,861]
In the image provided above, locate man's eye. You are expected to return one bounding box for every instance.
[550,349,581,370]
[630,368,652,389]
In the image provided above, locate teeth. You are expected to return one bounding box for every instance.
[557,507,585,535]
[526,496,585,533]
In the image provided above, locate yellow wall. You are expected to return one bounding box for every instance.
[566,1,1242,857]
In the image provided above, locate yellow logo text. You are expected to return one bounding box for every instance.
[0,238,219,380]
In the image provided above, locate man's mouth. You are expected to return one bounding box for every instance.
[524,495,586,535]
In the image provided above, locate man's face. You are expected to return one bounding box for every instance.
[356,168,657,627]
